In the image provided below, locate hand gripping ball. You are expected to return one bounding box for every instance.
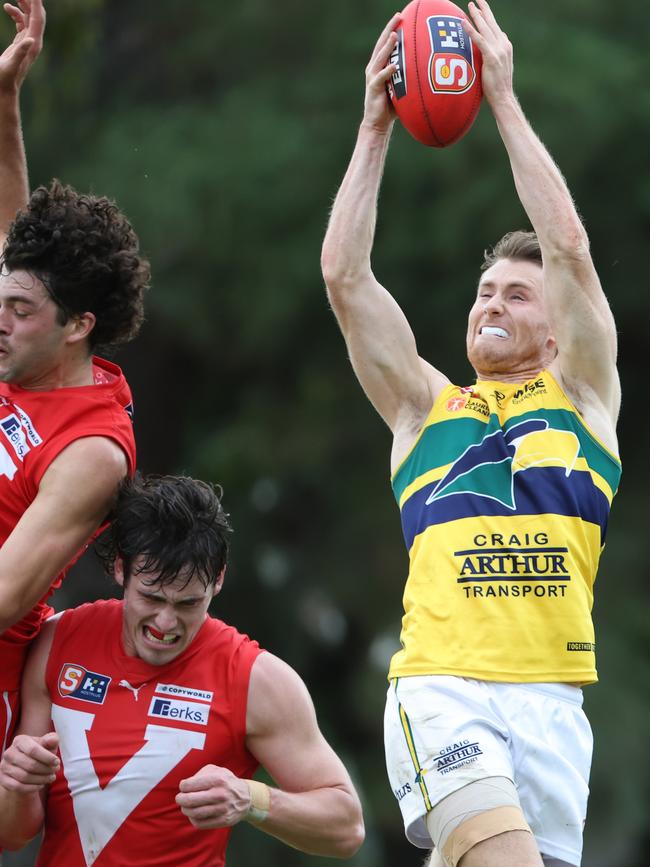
[388,0,483,147]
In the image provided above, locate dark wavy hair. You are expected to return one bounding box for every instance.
[1,180,150,350]
[98,474,233,590]
[481,230,542,272]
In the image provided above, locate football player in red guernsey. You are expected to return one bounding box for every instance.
[0,475,365,865]
[0,0,149,753]
[321,2,619,867]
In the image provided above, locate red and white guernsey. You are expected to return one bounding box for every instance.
[0,357,136,692]
[41,599,263,867]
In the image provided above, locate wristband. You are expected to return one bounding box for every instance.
[245,779,270,824]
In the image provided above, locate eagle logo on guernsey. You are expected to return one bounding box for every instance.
[425,418,580,510]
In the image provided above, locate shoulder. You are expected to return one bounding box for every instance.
[203,617,263,655]
[40,436,128,489]
[54,599,119,632]
[22,613,64,691]
[246,654,315,736]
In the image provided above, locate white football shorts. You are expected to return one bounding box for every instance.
[384,675,593,865]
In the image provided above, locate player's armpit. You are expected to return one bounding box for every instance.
[0,436,128,632]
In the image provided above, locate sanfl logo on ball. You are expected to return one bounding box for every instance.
[427,15,476,94]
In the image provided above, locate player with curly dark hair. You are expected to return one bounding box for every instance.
[3,179,149,350]
[0,0,148,757]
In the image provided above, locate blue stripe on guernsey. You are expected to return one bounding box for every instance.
[400,466,611,552]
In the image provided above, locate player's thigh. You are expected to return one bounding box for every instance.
[425,776,535,867]
[502,683,591,865]
[384,677,513,848]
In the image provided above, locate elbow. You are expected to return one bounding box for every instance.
[320,249,346,296]
[0,610,22,635]
[334,818,366,859]
[320,248,371,300]
[545,225,591,262]
[0,595,28,634]
[326,801,365,859]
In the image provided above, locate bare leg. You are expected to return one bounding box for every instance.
[459,830,543,867]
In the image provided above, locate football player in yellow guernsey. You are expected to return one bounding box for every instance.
[321,3,620,867]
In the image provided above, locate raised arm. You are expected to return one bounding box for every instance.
[0,616,58,848]
[321,14,448,438]
[0,0,45,241]
[464,0,620,442]
[0,436,127,632]
[176,652,365,859]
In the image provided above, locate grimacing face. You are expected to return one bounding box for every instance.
[466,258,556,379]
[115,557,223,666]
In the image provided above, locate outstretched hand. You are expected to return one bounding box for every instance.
[463,0,514,108]
[0,732,60,793]
[362,12,401,133]
[176,764,252,829]
[0,0,45,95]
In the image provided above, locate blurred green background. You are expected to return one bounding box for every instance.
[3,0,648,865]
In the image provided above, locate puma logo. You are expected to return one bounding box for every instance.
[119,680,146,702]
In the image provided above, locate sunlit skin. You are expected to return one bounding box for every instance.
[114,557,224,667]
[0,268,95,388]
[466,258,557,383]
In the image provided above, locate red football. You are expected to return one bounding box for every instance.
[388,0,482,147]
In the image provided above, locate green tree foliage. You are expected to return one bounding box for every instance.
[3,1,648,865]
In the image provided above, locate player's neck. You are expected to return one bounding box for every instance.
[472,363,546,385]
[17,353,95,390]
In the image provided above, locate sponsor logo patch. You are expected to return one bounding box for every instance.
[388,27,407,99]
[427,16,476,94]
[429,739,483,775]
[58,664,111,704]
[148,696,210,726]
[567,642,595,652]
[1,415,31,460]
[446,396,468,412]
[393,782,412,801]
[154,683,213,703]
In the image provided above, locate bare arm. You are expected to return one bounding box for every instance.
[0,0,45,241]
[0,436,127,632]
[0,616,58,848]
[176,653,364,858]
[465,0,620,439]
[321,14,448,435]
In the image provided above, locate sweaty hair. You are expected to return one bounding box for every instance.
[481,230,542,271]
[98,474,233,590]
[1,179,149,350]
